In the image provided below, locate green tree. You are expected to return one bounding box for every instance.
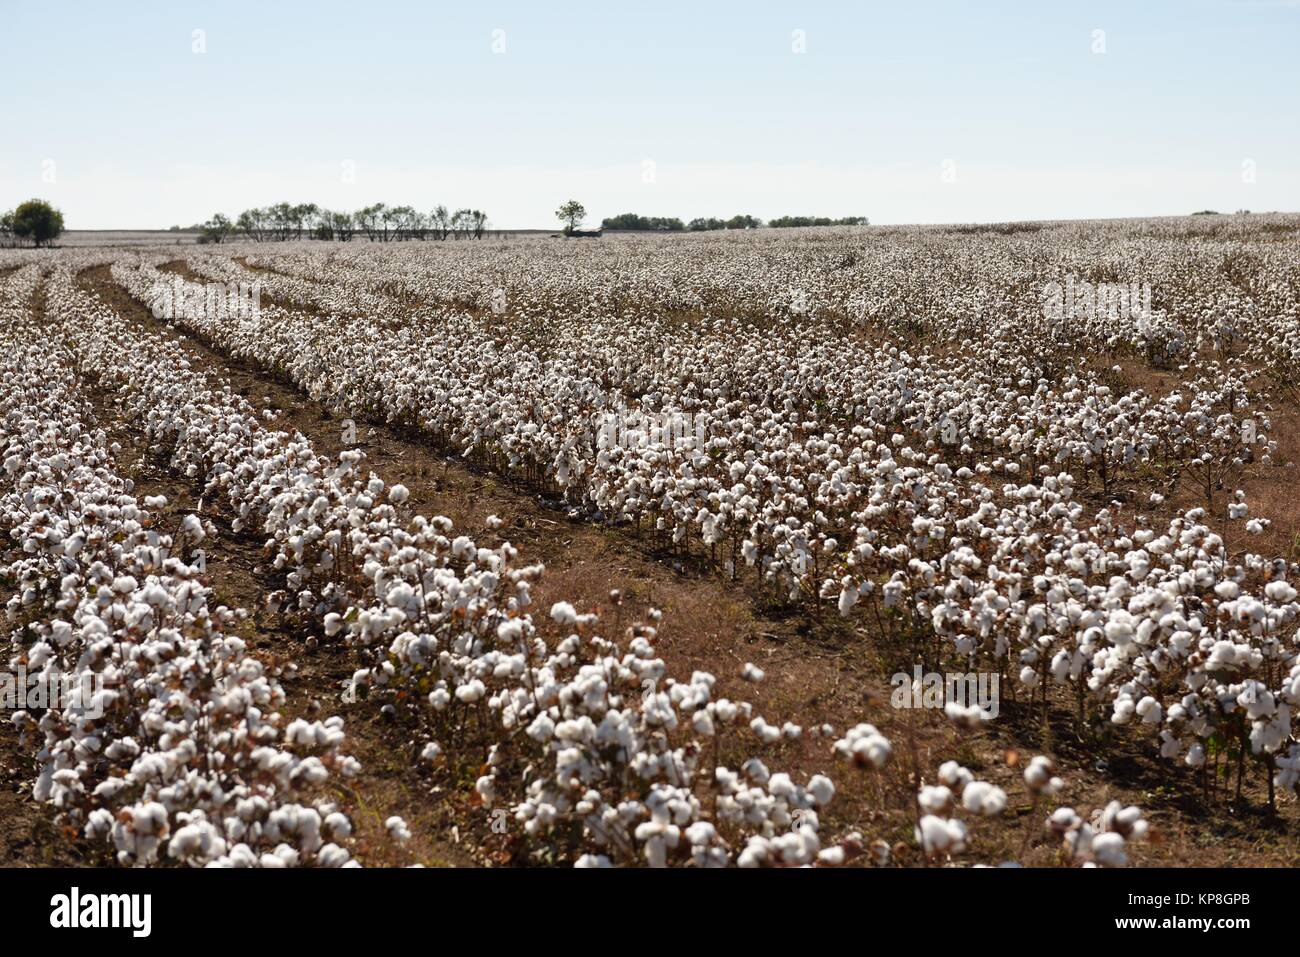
[198,213,234,244]
[556,199,586,234]
[11,198,65,247]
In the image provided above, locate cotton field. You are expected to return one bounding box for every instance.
[2,215,1299,869]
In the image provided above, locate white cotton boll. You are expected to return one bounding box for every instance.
[455,679,486,703]
[915,815,967,856]
[1091,831,1128,867]
[691,708,715,736]
[324,812,352,840]
[961,781,1007,816]
[1135,696,1162,724]
[526,713,555,742]
[1019,665,1040,688]
[1185,743,1206,768]
[574,854,612,868]
[385,816,411,843]
[918,785,953,813]
[180,513,205,540]
[750,717,782,743]
[808,774,835,806]
[684,822,716,847]
[741,662,765,682]
[550,601,579,626]
[1265,581,1297,603]
[388,484,410,504]
[1024,756,1059,794]
[420,742,443,763]
[1215,581,1239,600]
[818,846,845,866]
[833,724,892,769]
[317,844,351,867]
[937,761,973,792]
[1047,807,1081,835]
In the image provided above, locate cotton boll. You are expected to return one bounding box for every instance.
[1265,581,1297,603]
[817,846,845,866]
[1090,831,1129,867]
[386,816,412,843]
[915,815,967,856]
[807,774,835,806]
[918,785,953,813]
[550,602,579,626]
[833,724,892,769]
[960,781,1007,816]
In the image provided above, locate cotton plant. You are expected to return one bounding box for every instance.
[0,302,361,868]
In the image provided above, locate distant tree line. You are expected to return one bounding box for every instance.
[0,198,65,248]
[766,215,869,228]
[600,212,866,231]
[190,202,490,244]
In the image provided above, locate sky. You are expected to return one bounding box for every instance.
[1,0,1297,229]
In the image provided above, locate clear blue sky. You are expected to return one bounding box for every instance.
[1,0,1296,228]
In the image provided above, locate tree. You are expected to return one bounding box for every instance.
[556,200,586,234]
[237,207,270,242]
[0,210,15,248]
[198,213,234,244]
[469,209,488,239]
[601,212,685,231]
[290,203,319,240]
[10,199,65,247]
[354,204,386,242]
[451,208,478,239]
[430,205,451,240]
[688,216,725,232]
[330,210,356,242]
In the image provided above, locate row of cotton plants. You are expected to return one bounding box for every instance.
[0,267,362,867]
